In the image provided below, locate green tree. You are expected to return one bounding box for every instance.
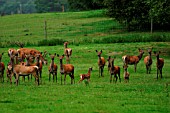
[68,0,105,11]
[104,0,170,31]
[35,0,68,13]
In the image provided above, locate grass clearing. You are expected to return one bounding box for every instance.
[0,42,170,113]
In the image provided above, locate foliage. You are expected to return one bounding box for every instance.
[37,38,66,46]
[68,0,105,11]
[104,0,170,31]
[34,0,68,13]
[0,0,36,15]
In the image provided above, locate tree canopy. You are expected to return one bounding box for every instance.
[104,0,170,31]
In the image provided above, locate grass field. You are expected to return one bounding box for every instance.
[0,10,170,113]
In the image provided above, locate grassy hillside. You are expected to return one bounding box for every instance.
[0,10,170,113]
[0,10,170,47]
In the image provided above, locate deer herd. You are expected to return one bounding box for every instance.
[0,42,165,86]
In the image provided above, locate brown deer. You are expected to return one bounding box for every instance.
[57,54,74,85]
[108,56,121,83]
[9,54,39,86]
[64,42,72,64]
[122,48,144,72]
[17,48,47,65]
[79,67,92,83]
[154,51,164,79]
[123,65,130,83]
[144,48,153,74]
[48,53,58,82]
[96,50,105,77]
[8,48,18,57]
[0,53,5,82]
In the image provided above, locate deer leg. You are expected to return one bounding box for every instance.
[134,64,137,72]
[118,72,121,82]
[146,65,148,74]
[55,72,57,83]
[115,74,118,83]
[157,68,159,79]
[15,74,19,86]
[53,73,54,82]
[110,75,112,83]
[64,74,66,85]
[60,74,62,85]
[160,69,163,78]
[49,73,51,81]
[99,67,101,77]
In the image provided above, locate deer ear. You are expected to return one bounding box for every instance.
[95,50,98,52]
[57,54,59,57]
[54,53,56,56]
[159,51,161,54]
[101,50,102,53]
[62,54,65,57]
[153,51,156,54]
[2,52,4,55]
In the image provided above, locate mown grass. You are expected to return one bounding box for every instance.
[0,42,170,113]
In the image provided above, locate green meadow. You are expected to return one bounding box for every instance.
[0,10,170,113]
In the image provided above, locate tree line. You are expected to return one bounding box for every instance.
[0,0,169,31]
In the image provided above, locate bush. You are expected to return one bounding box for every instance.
[38,38,66,46]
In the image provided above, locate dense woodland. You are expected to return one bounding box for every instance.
[0,0,169,31]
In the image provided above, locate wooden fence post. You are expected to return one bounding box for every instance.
[44,20,47,40]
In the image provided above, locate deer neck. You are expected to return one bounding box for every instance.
[111,61,114,70]
[64,44,67,49]
[156,55,160,64]
[149,52,152,59]
[138,52,143,60]
[87,69,91,76]
[60,59,64,72]
[50,59,54,68]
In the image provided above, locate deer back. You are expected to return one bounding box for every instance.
[14,65,38,75]
[62,64,74,74]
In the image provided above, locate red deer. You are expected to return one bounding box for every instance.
[144,48,153,74]
[154,51,164,79]
[108,56,121,83]
[96,50,105,77]
[48,53,58,82]
[8,48,18,57]
[17,48,47,65]
[122,48,144,72]
[64,42,72,64]
[79,67,92,83]
[123,65,130,83]
[57,54,74,85]
[9,55,39,86]
[0,53,5,82]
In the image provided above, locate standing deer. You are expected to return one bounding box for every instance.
[9,55,39,86]
[122,48,144,72]
[57,54,74,85]
[123,65,130,83]
[154,51,164,79]
[79,67,92,83]
[144,48,153,74]
[0,53,5,82]
[64,42,72,64]
[108,56,121,83]
[96,50,105,77]
[17,48,47,65]
[48,53,58,82]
